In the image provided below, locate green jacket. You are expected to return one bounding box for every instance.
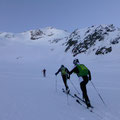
[70,64,91,79]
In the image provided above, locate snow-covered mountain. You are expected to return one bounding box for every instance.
[0,27,69,46]
[0,27,70,64]
[30,27,69,43]
[65,24,120,56]
[0,25,120,120]
[1,24,120,57]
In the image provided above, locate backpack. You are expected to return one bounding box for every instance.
[76,64,89,76]
[61,67,67,75]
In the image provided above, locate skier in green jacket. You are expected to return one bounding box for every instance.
[69,59,92,108]
[55,65,70,93]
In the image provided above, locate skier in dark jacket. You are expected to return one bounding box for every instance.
[55,65,70,93]
[43,69,46,77]
[69,59,92,108]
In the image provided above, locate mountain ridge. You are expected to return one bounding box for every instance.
[0,24,120,56]
[65,24,120,56]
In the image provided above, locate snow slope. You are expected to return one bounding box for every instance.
[0,27,120,120]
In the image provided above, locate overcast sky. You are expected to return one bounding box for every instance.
[0,0,120,33]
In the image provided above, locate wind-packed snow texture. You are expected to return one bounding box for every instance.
[0,26,120,120]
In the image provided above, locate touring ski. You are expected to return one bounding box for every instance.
[62,89,102,118]
[62,88,75,98]
[74,94,103,118]
[74,94,94,108]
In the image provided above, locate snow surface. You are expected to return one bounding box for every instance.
[0,28,120,120]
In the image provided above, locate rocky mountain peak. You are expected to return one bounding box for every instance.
[65,24,120,56]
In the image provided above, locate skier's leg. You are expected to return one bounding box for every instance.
[80,76,91,107]
[80,81,89,100]
[62,75,69,91]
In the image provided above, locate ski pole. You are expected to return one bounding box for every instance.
[69,79,80,95]
[55,76,57,92]
[90,81,106,106]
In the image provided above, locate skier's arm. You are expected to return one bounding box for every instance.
[55,68,61,75]
[69,66,78,75]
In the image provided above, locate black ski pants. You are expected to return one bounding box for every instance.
[80,76,90,105]
[62,75,69,90]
